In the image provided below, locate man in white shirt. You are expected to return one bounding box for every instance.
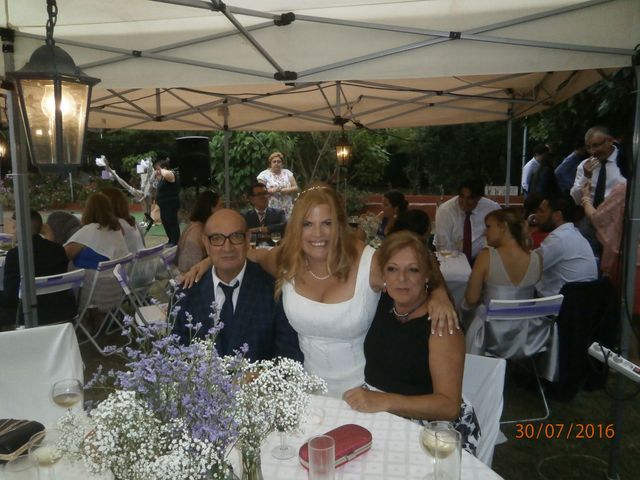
[435,178,500,264]
[534,193,597,297]
[521,144,549,196]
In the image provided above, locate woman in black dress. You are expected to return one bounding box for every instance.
[153,157,181,246]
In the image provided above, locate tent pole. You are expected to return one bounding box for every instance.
[608,58,640,480]
[521,120,528,195]
[223,104,230,207]
[7,91,38,327]
[504,116,513,206]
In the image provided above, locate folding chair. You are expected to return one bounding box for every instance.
[159,244,179,280]
[23,269,85,325]
[113,263,168,330]
[462,354,506,467]
[75,254,133,355]
[483,294,564,424]
[128,243,164,305]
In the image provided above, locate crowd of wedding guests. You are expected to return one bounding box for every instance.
[1,125,636,457]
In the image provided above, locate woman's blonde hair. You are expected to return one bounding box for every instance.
[268,151,284,166]
[81,192,121,231]
[275,182,357,298]
[485,207,529,251]
[376,230,437,285]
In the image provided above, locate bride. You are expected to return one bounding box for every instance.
[183,182,458,397]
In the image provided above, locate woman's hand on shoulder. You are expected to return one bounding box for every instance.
[428,287,460,336]
[181,257,212,288]
[343,387,389,414]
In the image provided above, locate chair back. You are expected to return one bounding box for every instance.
[33,269,85,296]
[113,263,133,296]
[486,295,564,321]
[462,354,506,467]
[0,324,83,426]
[129,243,164,295]
[79,254,133,313]
[160,244,179,279]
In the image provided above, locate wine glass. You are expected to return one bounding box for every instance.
[5,455,36,480]
[249,233,257,249]
[271,428,296,460]
[419,420,454,475]
[52,379,83,411]
[271,232,281,246]
[29,429,63,480]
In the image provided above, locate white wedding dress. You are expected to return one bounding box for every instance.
[283,246,380,398]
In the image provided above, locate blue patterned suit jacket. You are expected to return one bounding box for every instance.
[172,260,302,362]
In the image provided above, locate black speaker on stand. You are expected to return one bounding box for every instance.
[176,136,211,192]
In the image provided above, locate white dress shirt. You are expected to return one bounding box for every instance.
[211,261,247,313]
[521,157,540,193]
[535,223,597,297]
[569,146,624,204]
[435,196,501,260]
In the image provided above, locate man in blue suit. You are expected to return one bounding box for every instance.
[243,183,286,246]
[172,209,302,362]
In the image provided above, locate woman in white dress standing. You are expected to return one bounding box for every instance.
[257,151,299,218]
[183,183,458,398]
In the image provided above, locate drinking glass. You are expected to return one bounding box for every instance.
[271,232,281,246]
[51,379,83,411]
[419,421,453,466]
[435,235,454,258]
[308,434,335,480]
[434,429,461,480]
[249,233,257,249]
[28,429,63,480]
[5,455,37,480]
[271,429,296,460]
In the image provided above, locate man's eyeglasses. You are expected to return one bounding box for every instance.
[586,138,609,150]
[206,231,246,246]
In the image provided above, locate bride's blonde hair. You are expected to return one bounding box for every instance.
[275,182,357,298]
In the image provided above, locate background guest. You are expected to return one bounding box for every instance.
[153,157,181,246]
[377,190,408,238]
[0,210,75,329]
[101,186,145,254]
[257,151,299,218]
[388,209,432,249]
[462,208,542,355]
[528,151,560,197]
[42,211,81,245]
[243,183,287,245]
[64,192,129,269]
[521,143,549,196]
[523,193,549,248]
[343,231,479,455]
[435,178,500,265]
[554,138,588,194]
[177,190,222,273]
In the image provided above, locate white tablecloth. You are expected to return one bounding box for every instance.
[250,395,503,480]
[437,252,472,309]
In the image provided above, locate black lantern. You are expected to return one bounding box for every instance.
[7,0,99,171]
[336,134,352,167]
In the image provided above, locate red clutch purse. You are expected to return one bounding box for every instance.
[299,424,372,469]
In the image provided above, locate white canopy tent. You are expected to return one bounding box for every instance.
[0,0,636,131]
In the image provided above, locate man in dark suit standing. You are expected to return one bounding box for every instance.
[0,210,75,329]
[172,208,302,362]
[243,183,286,245]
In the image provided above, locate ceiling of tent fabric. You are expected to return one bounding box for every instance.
[0,0,637,131]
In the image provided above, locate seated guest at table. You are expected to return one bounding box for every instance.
[0,210,76,329]
[461,208,542,354]
[101,187,145,254]
[435,178,500,265]
[42,211,81,245]
[177,190,222,273]
[243,183,286,245]
[377,190,408,238]
[64,192,129,269]
[523,193,549,248]
[172,208,302,362]
[534,193,597,297]
[388,209,432,249]
[343,231,480,455]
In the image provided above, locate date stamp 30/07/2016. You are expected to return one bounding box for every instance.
[515,423,615,440]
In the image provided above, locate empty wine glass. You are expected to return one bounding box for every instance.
[271,232,281,246]
[271,429,296,460]
[52,379,83,411]
[29,429,63,480]
[419,420,454,476]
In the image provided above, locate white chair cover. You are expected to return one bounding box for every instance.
[0,324,83,426]
[462,354,506,467]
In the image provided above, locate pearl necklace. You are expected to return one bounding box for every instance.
[308,269,331,281]
[391,296,427,323]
